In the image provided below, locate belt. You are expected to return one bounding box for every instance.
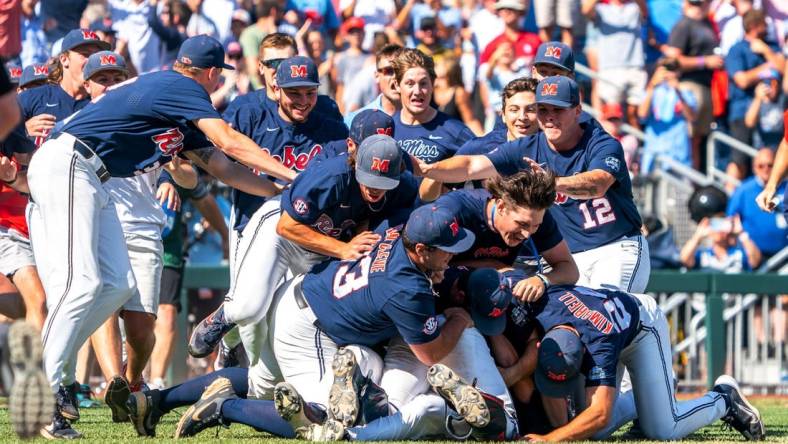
[54,132,110,183]
[292,279,321,328]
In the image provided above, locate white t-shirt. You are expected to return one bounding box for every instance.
[109,0,163,74]
[338,0,396,51]
[469,7,504,55]
[106,171,166,241]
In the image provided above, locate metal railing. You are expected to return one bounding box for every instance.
[706,131,759,188]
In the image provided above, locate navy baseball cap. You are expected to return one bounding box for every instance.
[467,268,513,336]
[534,41,574,72]
[355,134,402,190]
[61,29,111,52]
[90,18,115,34]
[276,56,320,88]
[350,110,395,144]
[177,35,234,70]
[19,63,49,87]
[535,327,585,397]
[83,51,128,80]
[536,76,579,108]
[405,205,475,254]
[6,64,22,84]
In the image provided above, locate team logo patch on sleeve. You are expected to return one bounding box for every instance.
[604,156,621,172]
[423,316,438,335]
[293,198,309,215]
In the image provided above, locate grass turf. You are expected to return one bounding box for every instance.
[0,397,785,443]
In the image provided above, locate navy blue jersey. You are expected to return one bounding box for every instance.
[223,91,348,232]
[456,127,508,156]
[17,84,89,146]
[303,225,440,347]
[393,110,474,163]
[1,125,36,157]
[485,121,642,252]
[222,89,345,127]
[503,269,641,388]
[368,171,421,231]
[434,189,563,265]
[60,71,218,177]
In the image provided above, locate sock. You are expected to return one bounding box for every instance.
[221,399,295,438]
[159,367,249,413]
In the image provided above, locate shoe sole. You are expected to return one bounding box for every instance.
[328,348,360,428]
[300,419,345,441]
[174,377,234,438]
[105,376,131,423]
[428,364,490,428]
[715,375,765,440]
[127,391,153,437]
[39,424,82,440]
[8,321,54,439]
[274,382,312,430]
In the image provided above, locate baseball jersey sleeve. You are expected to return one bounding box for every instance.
[531,210,563,252]
[584,339,620,388]
[586,137,629,183]
[485,139,529,176]
[382,290,441,345]
[281,167,345,224]
[152,75,222,126]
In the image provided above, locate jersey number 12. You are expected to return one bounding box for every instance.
[578,198,616,229]
[333,256,372,299]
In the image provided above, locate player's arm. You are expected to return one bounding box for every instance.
[0,153,30,194]
[529,385,616,441]
[0,89,20,141]
[183,147,281,197]
[194,118,296,183]
[555,170,616,200]
[163,157,198,189]
[756,137,788,212]
[408,307,474,366]
[499,330,539,387]
[416,155,499,183]
[276,211,380,260]
[418,178,445,202]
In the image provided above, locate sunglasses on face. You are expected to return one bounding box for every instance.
[261,58,285,69]
[377,66,395,76]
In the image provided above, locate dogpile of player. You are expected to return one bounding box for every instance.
[2,30,767,442]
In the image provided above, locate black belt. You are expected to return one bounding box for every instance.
[293,280,308,310]
[54,132,110,183]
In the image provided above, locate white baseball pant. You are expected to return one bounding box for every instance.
[121,234,163,315]
[27,135,137,391]
[572,234,651,293]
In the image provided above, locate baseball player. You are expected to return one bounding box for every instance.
[416,76,649,293]
[391,48,475,164]
[17,64,50,92]
[315,109,395,162]
[25,34,292,439]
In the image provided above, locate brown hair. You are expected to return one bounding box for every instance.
[375,43,402,66]
[485,170,556,210]
[743,9,765,33]
[392,48,436,83]
[173,61,205,77]
[259,32,297,58]
[47,56,63,84]
[439,56,463,88]
[501,77,537,109]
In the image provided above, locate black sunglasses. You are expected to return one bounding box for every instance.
[261,58,285,69]
[377,66,395,76]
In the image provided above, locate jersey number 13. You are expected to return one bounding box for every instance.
[333,256,372,299]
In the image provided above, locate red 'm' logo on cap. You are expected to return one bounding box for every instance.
[376,127,393,136]
[488,307,504,318]
[544,46,562,59]
[541,83,558,96]
[370,157,390,173]
[9,67,21,78]
[81,30,99,40]
[547,370,567,381]
[99,54,117,66]
[290,65,307,78]
[449,219,459,236]
[32,65,48,76]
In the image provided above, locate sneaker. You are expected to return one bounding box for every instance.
[298,419,346,441]
[215,341,244,370]
[713,375,765,441]
[8,321,54,439]
[126,389,164,437]
[55,383,80,422]
[105,376,131,423]
[174,376,237,438]
[188,305,236,358]
[427,364,489,428]
[40,412,82,440]
[274,382,319,433]
[328,348,362,427]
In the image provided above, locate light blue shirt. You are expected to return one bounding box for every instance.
[343,94,385,127]
[20,8,49,67]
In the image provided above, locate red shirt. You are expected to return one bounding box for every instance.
[0,185,29,237]
[0,0,22,58]
[479,31,541,66]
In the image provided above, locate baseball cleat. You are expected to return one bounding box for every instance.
[40,412,82,440]
[427,364,490,428]
[127,389,164,437]
[188,304,236,358]
[8,321,54,439]
[328,348,362,427]
[215,341,245,370]
[298,418,346,441]
[274,382,314,431]
[713,375,765,440]
[174,376,236,438]
[55,382,80,422]
[105,375,131,423]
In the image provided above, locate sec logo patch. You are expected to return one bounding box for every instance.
[293,198,309,215]
[423,316,438,335]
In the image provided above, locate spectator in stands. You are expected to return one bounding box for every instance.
[396,0,462,47]
[599,103,640,176]
[333,16,370,113]
[20,0,48,67]
[680,214,762,272]
[434,56,483,135]
[479,0,540,74]
[342,43,402,126]
[210,42,251,111]
[720,0,779,56]
[186,0,219,38]
[667,0,724,170]
[582,0,648,129]
[638,57,697,174]
[0,0,22,61]
[534,0,577,47]
[202,0,236,44]
[290,0,341,36]
[110,0,163,74]
[41,0,88,44]
[338,0,397,51]
[341,32,387,115]
[725,9,785,179]
[744,71,786,151]
[482,41,528,129]
[727,148,787,260]
[227,9,251,46]
[239,0,281,90]
[147,0,189,67]
[468,0,504,54]
[304,29,334,96]
[415,16,449,61]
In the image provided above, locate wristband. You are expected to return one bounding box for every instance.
[535,273,550,289]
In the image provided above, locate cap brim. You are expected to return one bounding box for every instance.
[472,313,506,336]
[535,98,575,108]
[534,60,571,71]
[534,370,581,398]
[280,81,320,88]
[355,169,400,191]
[86,66,129,79]
[68,40,112,52]
[435,228,476,254]
[221,62,235,70]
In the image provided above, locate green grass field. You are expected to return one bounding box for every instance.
[0,397,785,443]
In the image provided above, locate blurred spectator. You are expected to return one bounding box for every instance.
[468,0,504,53]
[720,0,779,56]
[338,0,396,51]
[227,9,251,45]
[20,0,48,66]
[727,148,787,259]
[0,0,22,60]
[40,0,88,44]
[304,29,334,96]
[482,41,527,129]
[667,0,724,169]
[582,0,648,129]
[479,0,540,73]
[396,0,462,47]
[725,8,785,180]
[186,0,219,38]
[342,42,401,126]
[110,0,163,74]
[342,31,389,114]
[638,58,697,174]
[239,0,281,89]
[210,42,251,111]
[642,214,682,269]
[680,214,762,271]
[600,103,640,175]
[290,0,341,36]
[534,0,577,47]
[202,0,236,43]
[90,17,117,48]
[332,16,370,113]
[434,56,483,134]
[415,16,449,60]
[147,0,190,66]
[745,75,786,149]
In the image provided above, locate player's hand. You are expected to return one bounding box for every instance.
[755,187,777,212]
[522,157,546,174]
[512,276,545,303]
[0,156,18,183]
[524,433,548,442]
[341,231,381,259]
[25,114,56,138]
[444,306,474,329]
[156,182,181,212]
[411,156,430,176]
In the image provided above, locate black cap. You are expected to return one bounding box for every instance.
[534,328,585,397]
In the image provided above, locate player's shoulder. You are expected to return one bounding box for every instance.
[17,83,56,106]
